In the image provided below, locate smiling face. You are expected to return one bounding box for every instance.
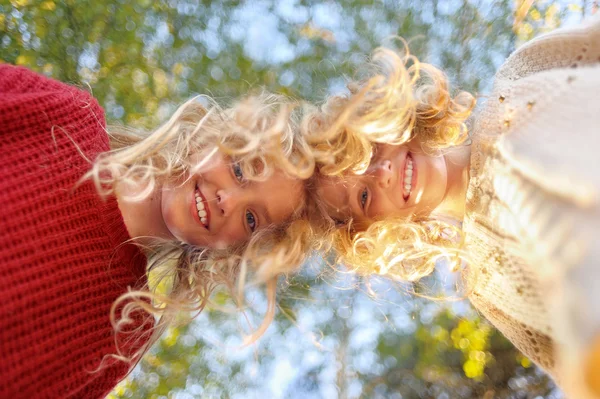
[316,140,449,227]
[160,152,305,249]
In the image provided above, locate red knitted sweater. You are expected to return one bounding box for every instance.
[0,65,150,398]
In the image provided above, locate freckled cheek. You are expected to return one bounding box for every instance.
[424,159,447,202]
[414,157,434,200]
[371,197,398,219]
[162,193,181,228]
[212,221,247,248]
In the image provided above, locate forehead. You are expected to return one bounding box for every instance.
[259,171,306,221]
[315,174,360,221]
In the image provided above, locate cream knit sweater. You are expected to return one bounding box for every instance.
[464,14,600,397]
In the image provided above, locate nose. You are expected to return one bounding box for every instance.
[369,159,393,188]
[215,188,242,216]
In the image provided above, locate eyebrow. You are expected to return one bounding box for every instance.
[258,203,273,226]
[327,182,354,222]
[243,177,274,228]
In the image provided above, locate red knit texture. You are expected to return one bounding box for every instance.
[0,65,151,398]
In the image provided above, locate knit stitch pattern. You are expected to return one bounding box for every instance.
[465,14,600,398]
[0,65,149,398]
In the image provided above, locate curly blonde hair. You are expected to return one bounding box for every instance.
[85,92,322,370]
[304,46,475,282]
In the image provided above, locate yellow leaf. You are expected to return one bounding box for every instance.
[520,356,532,368]
[568,4,583,12]
[545,4,559,28]
[36,22,47,38]
[144,354,161,367]
[145,98,158,114]
[104,50,118,68]
[99,66,109,78]
[298,23,335,43]
[152,69,168,98]
[10,0,30,8]
[513,0,534,26]
[163,327,179,347]
[107,380,129,398]
[463,358,483,379]
[172,62,184,75]
[15,55,28,65]
[40,0,55,11]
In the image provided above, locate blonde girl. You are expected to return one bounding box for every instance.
[305,15,600,398]
[0,65,316,398]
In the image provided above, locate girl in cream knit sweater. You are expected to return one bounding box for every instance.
[305,14,600,398]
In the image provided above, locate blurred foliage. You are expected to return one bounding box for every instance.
[107,272,558,399]
[1,0,585,129]
[0,0,591,397]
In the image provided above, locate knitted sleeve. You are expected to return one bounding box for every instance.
[0,64,104,150]
[466,14,600,398]
[0,65,150,398]
[495,13,600,81]
[0,64,76,94]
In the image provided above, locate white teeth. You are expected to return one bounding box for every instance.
[404,157,413,196]
[195,188,209,227]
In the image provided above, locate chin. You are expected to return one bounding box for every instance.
[165,223,187,243]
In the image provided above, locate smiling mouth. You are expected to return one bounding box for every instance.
[402,153,415,200]
[194,185,210,229]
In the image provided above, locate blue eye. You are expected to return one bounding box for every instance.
[333,217,346,227]
[360,188,368,208]
[232,162,244,182]
[245,210,257,232]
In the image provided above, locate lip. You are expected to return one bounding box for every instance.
[191,184,211,230]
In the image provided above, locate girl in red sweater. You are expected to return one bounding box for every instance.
[0,65,314,398]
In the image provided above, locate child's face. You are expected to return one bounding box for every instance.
[316,140,448,227]
[160,152,305,249]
